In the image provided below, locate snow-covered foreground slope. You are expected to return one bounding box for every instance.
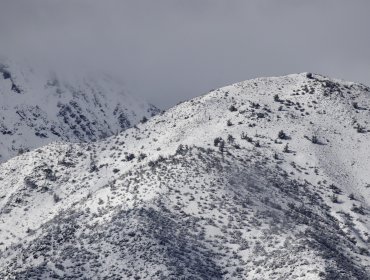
[0,59,159,162]
[0,73,370,279]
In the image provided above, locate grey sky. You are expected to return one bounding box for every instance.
[0,0,369,108]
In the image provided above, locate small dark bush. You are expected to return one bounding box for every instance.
[219,140,225,153]
[311,135,319,144]
[241,132,253,142]
[214,137,223,147]
[329,184,341,194]
[351,204,365,215]
[53,193,61,203]
[126,153,135,161]
[330,194,339,203]
[227,134,235,144]
[283,144,289,153]
[278,130,287,140]
[229,105,237,112]
[356,124,365,133]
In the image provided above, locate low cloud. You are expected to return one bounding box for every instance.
[1,0,369,108]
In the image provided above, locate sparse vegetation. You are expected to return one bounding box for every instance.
[278,130,287,140]
[356,124,366,133]
[229,105,237,112]
[330,194,339,203]
[140,116,148,123]
[214,137,223,147]
[311,135,319,144]
[351,204,365,215]
[0,72,369,280]
[126,153,135,161]
[53,193,61,203]
[227,134,235,144]
[283,144,289,153]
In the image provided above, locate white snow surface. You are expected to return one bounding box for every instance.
[0,58,159,162]
[0,73,369,279]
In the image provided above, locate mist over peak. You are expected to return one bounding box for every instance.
[1,0,369,108]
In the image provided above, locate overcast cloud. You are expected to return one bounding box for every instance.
[0,0,369,108]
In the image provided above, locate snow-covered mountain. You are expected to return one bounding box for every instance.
[0,73,369,279]
[0,59,159,162]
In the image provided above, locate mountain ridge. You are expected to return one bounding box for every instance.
[0,73,369,279]
[0,58,159,162]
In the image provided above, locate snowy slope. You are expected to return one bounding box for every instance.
[0,73,369,279]
[0,58,159,162]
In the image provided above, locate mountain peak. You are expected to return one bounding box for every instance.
[0,73,369,279]
[0,59,159,162]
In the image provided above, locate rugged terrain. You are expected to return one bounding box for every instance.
[0,59,159,162]
[0,73,369,279]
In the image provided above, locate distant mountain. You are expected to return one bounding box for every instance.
[0,59,159,162]
[0,73,369,279]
